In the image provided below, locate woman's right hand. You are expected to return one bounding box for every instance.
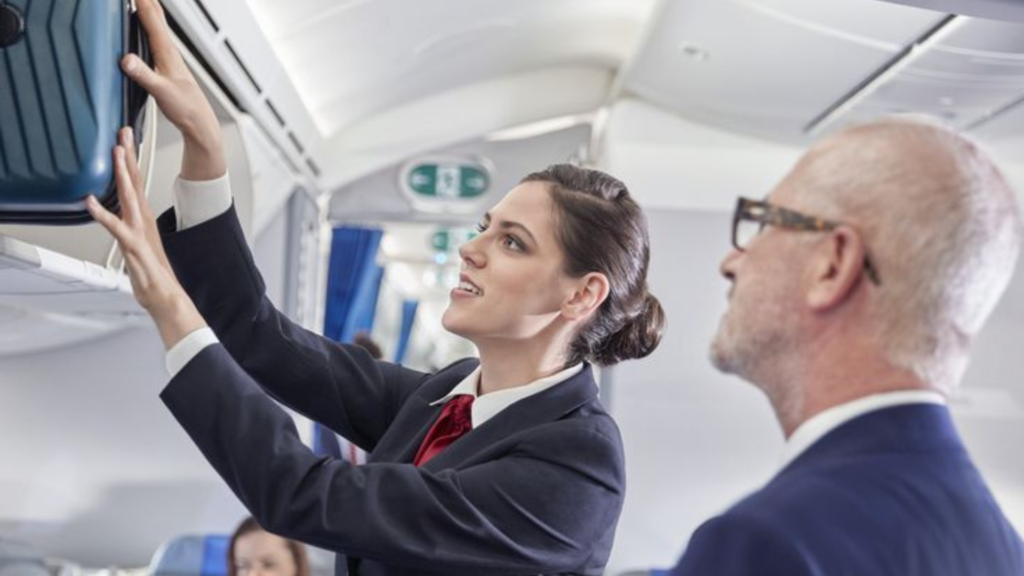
[87,128,208,351]
[125,0,226,181]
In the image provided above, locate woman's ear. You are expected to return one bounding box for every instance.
[562,272,610,321]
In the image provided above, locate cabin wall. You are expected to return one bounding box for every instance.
[0,213,292,566]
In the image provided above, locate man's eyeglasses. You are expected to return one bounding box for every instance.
[731,197,882,286]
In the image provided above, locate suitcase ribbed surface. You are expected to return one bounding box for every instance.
[0,0,121,203]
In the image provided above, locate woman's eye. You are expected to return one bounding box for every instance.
[502,235,523,252]
[475,222,487,233]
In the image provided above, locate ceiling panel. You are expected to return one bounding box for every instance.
[328,123,592,223]
[621,0,946,141]
[242,0,655,137]
[841,69,1023,126]
[832,17,1024,133]
[934,15,1024,52]
[973,101,1024,141]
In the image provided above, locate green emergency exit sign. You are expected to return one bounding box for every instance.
[406,163,490,199]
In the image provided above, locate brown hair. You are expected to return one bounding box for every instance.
[227,517,310,576]
[521,164,665,366]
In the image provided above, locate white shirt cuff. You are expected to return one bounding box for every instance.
[173,172,233,230]
[166,327,220,377]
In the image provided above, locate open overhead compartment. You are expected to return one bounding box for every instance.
[0,17,305,357]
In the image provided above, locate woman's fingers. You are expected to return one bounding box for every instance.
[122,54,167,98]
[119,126,173,269]
[121,127,144,194]
[134,0,178,64]
[86,196,128,244]
[113,146,143,225]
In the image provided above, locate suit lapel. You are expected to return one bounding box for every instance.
[421,365,600,471]
[368,360,478,464]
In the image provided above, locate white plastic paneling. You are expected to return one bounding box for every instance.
[328,122,592,223]
[243,0,656,138]
[321,65,612,191]
[239,116,301,236]
[162,0,321,181]
[600,98,802,212]
[622,0,947,140]
[841,17,1024,129]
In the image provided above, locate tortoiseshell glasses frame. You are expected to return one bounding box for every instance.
[732,197,881,286]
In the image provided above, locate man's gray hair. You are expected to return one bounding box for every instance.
[795,115,1022,393]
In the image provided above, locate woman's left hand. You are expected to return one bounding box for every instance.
[87,126,208,350]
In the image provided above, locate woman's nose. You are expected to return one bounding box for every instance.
[459,236,485,268]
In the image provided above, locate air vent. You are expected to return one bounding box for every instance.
[288,132,305,155]
[192,0,219,33]
[223,39,262,94]
[306,159,321,178]
[265,99,286,127]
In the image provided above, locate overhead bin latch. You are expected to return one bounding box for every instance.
[0,4,25,48]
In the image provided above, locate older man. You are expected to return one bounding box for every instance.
[671,117,1024,575]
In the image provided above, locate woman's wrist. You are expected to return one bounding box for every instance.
[149,292,208,350]
[181,129,227,181]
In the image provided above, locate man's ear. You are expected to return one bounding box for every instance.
[806,226,867,312]
[562,272,610,321]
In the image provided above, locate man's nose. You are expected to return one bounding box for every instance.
[719,248,742,281]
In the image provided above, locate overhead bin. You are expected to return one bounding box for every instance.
[0,14,305,356]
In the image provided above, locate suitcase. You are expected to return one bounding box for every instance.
[0,0,150,224]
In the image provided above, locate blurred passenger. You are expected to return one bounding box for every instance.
[351,332,382,360]
[671,116,1024,575]
[228,517,309,576]
[88,1,665,574]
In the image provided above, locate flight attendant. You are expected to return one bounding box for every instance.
[89,0,665,574]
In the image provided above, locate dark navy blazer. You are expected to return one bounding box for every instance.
[155,206,626,576]
[671,403,1024,576]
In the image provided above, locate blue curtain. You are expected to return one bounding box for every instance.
[318,226,383,461]
[394,299,419,364]
[312,423,343,458]
[323,226,384,343]
[343,265,384,340]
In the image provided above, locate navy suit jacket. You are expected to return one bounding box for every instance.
[155,206,626,576]
[671,403,1024,576]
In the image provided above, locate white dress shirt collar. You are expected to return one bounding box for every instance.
[779,389,947,470]
[430,363,585,428]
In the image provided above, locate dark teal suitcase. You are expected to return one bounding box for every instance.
[0,0,150,224]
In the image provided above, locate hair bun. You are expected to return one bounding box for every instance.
[592,292,666,366]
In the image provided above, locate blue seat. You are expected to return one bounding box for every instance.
[149,535,230,576]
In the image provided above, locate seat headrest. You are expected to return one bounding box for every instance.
[149,535,229,576]
[0,540,48,576]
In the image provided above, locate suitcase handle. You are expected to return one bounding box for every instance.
[126,2,153,149]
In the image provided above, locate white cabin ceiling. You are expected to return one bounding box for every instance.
[621,0,951,142]
[620,0,1024,145]
[242,0,657,138]
[168,0,1024,193]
